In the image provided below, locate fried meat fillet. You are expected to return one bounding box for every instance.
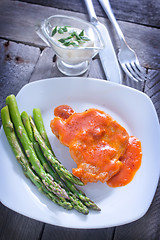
[50,106,129,184]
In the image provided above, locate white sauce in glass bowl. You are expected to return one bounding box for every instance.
[51,26,95,64]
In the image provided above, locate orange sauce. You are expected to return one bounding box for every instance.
[50,105,142,187]
[54,105,74,119]
[107,136,142,187]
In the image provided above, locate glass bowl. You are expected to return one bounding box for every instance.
[36,15,104,76]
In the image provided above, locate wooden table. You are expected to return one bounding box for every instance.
[0,0,160,239]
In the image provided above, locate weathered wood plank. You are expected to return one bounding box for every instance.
[12,0,160,28]
[29,48,65,82]
[0,1,159,70]
[0,203,44,240]
[0,39,40,124]
[29,47,89,82]
[113,180,160,240]
[87,58,106,80]
[144,70,160,119]
[122,76,145,92]
[41,224,115,240]
[123,70,160,118]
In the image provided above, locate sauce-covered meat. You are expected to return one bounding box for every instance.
[50,105,131,184]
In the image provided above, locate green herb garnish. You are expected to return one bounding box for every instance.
[52,26,91,47]
[63,26,68,32]
[52,26,57,36]
[58,36,72,44]
[79,30,84,37]
[63,41,73,46]
[58,27,64,34]
[71,31,81,41]
[70,42,79,47]
[58,38,66,43]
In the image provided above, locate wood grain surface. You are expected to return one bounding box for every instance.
[41,225,115,240]
[0,0,159,240]
[0,204,44,240]
[12,0,160,28]
[0,1,159,69]
[0,39,40,124]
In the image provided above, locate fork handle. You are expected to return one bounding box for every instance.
[84,0,98,23]
[98,0,125,43]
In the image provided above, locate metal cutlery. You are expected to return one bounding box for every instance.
[98,0,150,82]
[84,0,122,84]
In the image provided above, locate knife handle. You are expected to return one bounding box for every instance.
[84,0,98,23]
[98,0,125,42]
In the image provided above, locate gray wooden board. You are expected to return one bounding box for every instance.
[0,0,160,239]
[0,1,159,70]
[0,39,40,124]
[29,47,67,82]
[11,0,160,28]
[0,203,44,240]
[87,58,106,80]
[144,71,160,119]
[41,224,115,240]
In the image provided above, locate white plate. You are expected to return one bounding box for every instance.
[0,77,160,229]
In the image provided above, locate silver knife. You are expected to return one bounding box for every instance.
[84,0,122,84]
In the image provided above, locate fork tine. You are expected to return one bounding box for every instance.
[134,61,148,75]
[134,59,147,72]
[121,63,140,82]
[125,63,144,82]
[131,62,148,81]
[133,61,159,81]
[131,62,147,82]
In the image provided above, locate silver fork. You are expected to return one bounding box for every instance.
[98,0,149,82]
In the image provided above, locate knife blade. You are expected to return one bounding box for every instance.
[84,0,122,84]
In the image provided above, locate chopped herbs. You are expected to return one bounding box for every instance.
[52,26,91,47]
[52,26,71,36]
[58,36,72,43]
[79,30,84,37]
[71,31,81,41]
[58,27,64,34]
[51,26,57,36]
[62,26,68,32]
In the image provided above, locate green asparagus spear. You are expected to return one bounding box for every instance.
[6,95,69,199]
[32,109,100,211]
[21,111,60,179]
[1,106,72,210]
[33,108,53,152]
[66,192,89,214]
[30,116,84,186]
[64,180,101,211]
[21,111,90,214]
